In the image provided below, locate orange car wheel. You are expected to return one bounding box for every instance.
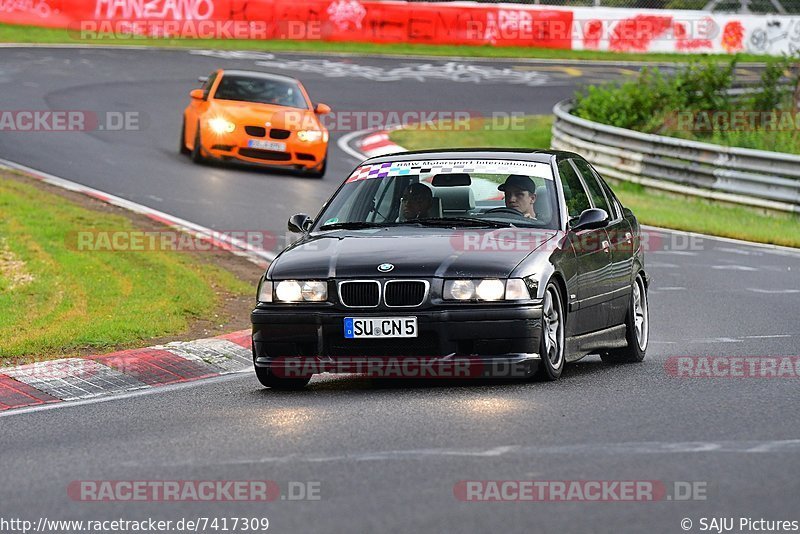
[191,123,205,164]
[179,118,190,155]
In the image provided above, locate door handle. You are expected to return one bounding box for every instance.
[625,232,633,241]
[602,240,610,253]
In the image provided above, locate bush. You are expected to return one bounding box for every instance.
[572,56,800,153]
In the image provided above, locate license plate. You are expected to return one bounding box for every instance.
[344,317,417,339]
[247,139,286,151]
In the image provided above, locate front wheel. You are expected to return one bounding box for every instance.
[254,365,311,390]
[179,118,190,155]
[191,124,205,164]
[305,157,327,179]
[601,273,649,364]
[534,281,565,381]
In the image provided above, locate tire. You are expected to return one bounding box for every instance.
[191,123,205,164]
[179,118,190,155]
[254,364,311,390]
[534,281,565,381]
[601,273,649,364]
[305,156,327,179]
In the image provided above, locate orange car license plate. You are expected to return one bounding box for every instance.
[248,139,286,151]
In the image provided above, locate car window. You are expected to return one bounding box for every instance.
[314,159,559,230]
[557,160,591,218]
[369,177,402,223]
[212,75,308,109]
[572,159,613,216]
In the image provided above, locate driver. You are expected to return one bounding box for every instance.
[399,182,433,221]
[498,175,537,219]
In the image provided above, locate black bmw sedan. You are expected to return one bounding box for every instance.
[251,149,650,388]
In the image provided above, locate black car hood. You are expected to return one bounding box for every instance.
[268,228,558,279]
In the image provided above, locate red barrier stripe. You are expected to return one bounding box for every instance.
[91,348,216,386]
[0,375,60,410]
[217,330,251,349]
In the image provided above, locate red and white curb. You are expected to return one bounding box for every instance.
[0,330,251,412]
[337,128,407,162]
[358,131,407,157]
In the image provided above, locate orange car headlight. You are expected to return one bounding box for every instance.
[297,130,323,142]
[208,117,236,134]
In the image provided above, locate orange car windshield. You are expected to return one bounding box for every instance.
[213,75,308,109]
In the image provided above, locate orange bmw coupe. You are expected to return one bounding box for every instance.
[181,69,331,177]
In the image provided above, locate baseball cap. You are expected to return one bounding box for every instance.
[498,175,537,194]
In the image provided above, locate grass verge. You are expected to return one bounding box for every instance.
[389,115,800,248]
[0,170,258,360]
[0,23,773,63]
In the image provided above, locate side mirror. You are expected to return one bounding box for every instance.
[570,208,609,231]
[288,213,313,233]
[190,89,205,100]
[314,103,331,115]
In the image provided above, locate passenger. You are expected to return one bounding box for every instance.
[498,174,537,219]
[399,182,433,221]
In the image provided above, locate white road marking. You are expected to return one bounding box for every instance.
[650,250,698,256]
[743,334,792,339]
[690,337,743,343]
[747,288,800,294]
[166,439,800,466]
[711,265,758,271]
[716,247,759,256]
[652,286,686,291]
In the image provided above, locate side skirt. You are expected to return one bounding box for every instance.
[565,324,627,362]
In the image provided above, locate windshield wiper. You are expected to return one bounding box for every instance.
[404,217,514,228]
[319,221,392,230]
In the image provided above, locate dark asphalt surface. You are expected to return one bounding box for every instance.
[1,47,798,534]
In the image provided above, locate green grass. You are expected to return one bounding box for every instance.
[0,173,253,360]
[390,115,800,248]
[391,116,554,151]
[0,23,774,63]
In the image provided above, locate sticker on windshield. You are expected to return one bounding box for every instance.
[347,160,552,183]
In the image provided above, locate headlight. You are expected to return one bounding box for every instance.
[475,279,505,301]
[297,130,323,142]
[273,280,327,303]
[443,278,536,301]
[208,117,235,134]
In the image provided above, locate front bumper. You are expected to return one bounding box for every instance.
[251,305,543,376]
[203,136,326,170]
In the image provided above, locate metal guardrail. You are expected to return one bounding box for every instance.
[550,99,800,214]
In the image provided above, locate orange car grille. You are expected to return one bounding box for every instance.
[269,129,291,140]
[244,126,266,137]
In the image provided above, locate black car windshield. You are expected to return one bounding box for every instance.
[213,75,308,109]
[315,158,559,231]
